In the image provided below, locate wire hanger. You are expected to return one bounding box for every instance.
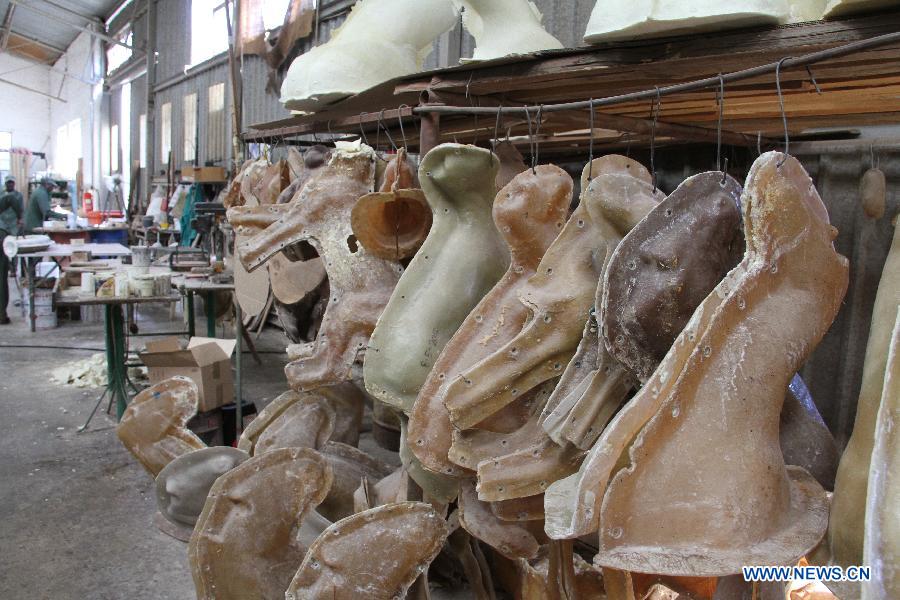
[532,105,544,174]
[490,102,503,164]
[378,109,397,152]
[587,99,595,182]
[524,106,535,174]
[358,113,369,146]
[649,87,661,193]
[396,107,409,152]
[716,74,728,184]
[775,57,791,168]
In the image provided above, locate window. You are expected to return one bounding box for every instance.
[110,124,120,173]
[0,131,11,172]
[139,114,147,169]
[106,29,133,74]
[183,93,198,163]
[262,0,291,31]
[160,102,172,164]
[207,82,225,162]
[55,119,81,178]
[190,0,229,67]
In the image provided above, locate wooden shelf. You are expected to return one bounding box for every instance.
[243,9,900,158]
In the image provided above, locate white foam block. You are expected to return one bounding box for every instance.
[281,0,459,113]
[454,0,564,61]
[584,0,793,43]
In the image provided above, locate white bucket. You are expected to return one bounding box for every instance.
[21,287,57,328]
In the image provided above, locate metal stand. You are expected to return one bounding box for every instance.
[78,305,128,431]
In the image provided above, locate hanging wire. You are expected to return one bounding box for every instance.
[524,106,536,174]
[775,57,792,167]
[716,74,728,184]
[757,132,762,156]
[490,103,503,164]
[396,108,408,151]
[649,87,661,192]
[587,99,595,181]
[358,113,369,146]
[378,109,398,151]
[806,66,822,94]
[716,74,724,173]
[531,105,544,174]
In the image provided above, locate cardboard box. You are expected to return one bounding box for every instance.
[139,337,236,412]
[182,166,227,183]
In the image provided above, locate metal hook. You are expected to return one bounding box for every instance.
[490,103,503,164]
[806,66,822,94]
[775,57,792,168]
[524,106,535,174]
[531,105,543,174]
[587,98,595,181]
[650,87,661,192]
[757,132,762,157]
[396,105,409,151]
[716,74,725,175]
[378,109,397,151]
[358,112,369,146]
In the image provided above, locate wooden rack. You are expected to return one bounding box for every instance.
[243,10,900,159]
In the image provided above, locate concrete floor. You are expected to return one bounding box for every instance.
[0,298,296,599]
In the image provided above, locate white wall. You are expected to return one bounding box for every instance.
[48,31,104,191]
[0,52,52,172]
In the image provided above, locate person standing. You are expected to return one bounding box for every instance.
[24,177,66,234]
[0,175,24,324]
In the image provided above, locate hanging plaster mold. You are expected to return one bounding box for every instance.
[234,142,404,392]
[353,466,410,512]
[408,164,573,478]
[351,148,432,260]
[863,308,900,600]
[495,140,529,190]
[318,441,394,522]
[116,377,205,477]
[601,171,745,383]
[548,152,848,577]
[281,0,460,113]
[363,143,509,414]
[860,167,887,220]
[443,155,662,432]
[831,219,900,566]
[285,502,450,600]
[453,0,563,61]
[458,478,541,560]
[824,0,898,17]
[498,544,607,600]
[316,383,366,446]
[155,447,249,527]
[236,390,336,455]
[189,448,333,600]
[780,375,840,491]
[583,1,792,43]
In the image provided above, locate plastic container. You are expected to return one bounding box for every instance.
[90,228,128,245]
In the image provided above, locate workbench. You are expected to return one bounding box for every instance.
[54,292,183,430]
[11,243,131,332]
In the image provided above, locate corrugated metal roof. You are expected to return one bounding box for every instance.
[0,0,123,62]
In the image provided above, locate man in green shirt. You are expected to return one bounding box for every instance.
[24,177,66,234]
[0,175,24,324]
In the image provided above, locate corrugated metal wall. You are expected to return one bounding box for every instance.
[798,151,899,447]
[153,62,230,172]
